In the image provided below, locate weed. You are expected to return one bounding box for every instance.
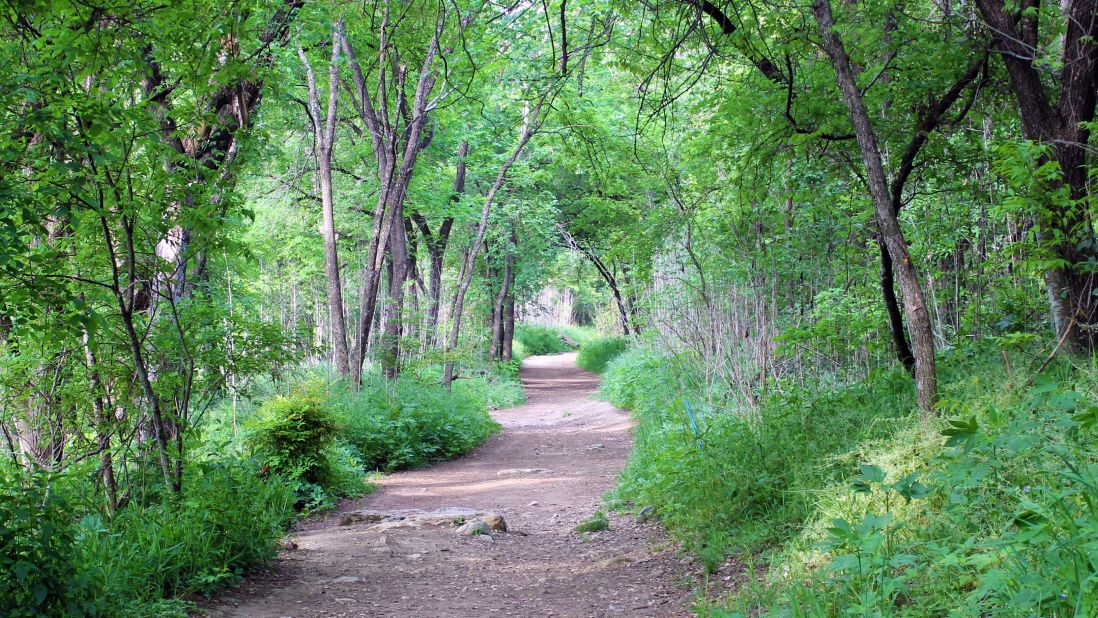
[575,510,611,533]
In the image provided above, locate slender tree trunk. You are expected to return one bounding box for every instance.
[299,35,349,375]
[338,16,442,382]
[490,255,512,360]
[444,103,541,387]
[879,240,916,373]
[421,141,466,346]
[813,0,937,413]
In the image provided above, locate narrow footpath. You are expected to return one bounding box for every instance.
[202,353,693,617]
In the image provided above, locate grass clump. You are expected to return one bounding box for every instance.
[78,462,295,614]
[246,383,367,511]
[574,510,610,533]
[576,336,629,373]
[0,461,294,617]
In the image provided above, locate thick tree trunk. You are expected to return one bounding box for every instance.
[813,0,938,413]
[975,0,1098,350]
[503,293,516,362]
[382,205,411,379]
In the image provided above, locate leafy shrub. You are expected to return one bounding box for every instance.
[0,469,97,617]
[576,336,629,373]
[602,347,917,571]
[330,375,500,472]
[78,461,294,613]
[514,324,572,355]
[246,384,365,510]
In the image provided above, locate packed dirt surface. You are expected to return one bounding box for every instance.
[201,353,697,617]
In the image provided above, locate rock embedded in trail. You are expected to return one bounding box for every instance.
[456,520,493,537]
[496,468,553,476]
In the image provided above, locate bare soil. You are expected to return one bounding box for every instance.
[199,353,700,617]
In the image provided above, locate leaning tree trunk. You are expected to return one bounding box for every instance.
[813,0,937,413]
[443,103,541,387]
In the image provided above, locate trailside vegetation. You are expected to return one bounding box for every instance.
[3,0,1098,615]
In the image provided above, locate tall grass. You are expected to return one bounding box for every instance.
[601,343,1098,616]
[576,336,629,373]
[513,324,595,355]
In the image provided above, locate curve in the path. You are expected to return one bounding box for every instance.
[202,353,692,618]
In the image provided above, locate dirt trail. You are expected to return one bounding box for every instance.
[202,353,694,617]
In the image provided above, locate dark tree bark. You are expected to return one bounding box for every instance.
[975,0,1098,351]
[558,225,632,336]
[813,0,938,413]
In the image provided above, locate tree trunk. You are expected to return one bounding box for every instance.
[813,0,938,413]
[381,205,410,379]
[299,36,349,375]
[419,141,466,347]
[444,103,541,387]
[975,0,1098,350]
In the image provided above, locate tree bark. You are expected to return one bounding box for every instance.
[813,0,938,413]
[299,34,349,375]
[338,14,442,382]
[975,0,1098,350]
[443,103,542,387]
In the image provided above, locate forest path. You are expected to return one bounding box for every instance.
[201,353,694,617]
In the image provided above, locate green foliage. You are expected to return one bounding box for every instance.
[246,384,365,511]
[0,462,292,617]
[0,469,96,617]
[609,346,1098,616]
[77,461,294,614]
[574,510,610,533]
[602,347,918,573]
[514,324,573,355]
[329,375,501,472]
[576,336,629,373]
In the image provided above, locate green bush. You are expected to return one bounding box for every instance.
[246,384,365,510]
[576,336,629,373]
[78,461,294,615]
[0,469,97,617]
[330,375,501,472]
[514,324,571,355]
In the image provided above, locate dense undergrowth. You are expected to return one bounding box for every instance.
[600,344,1098,617]
[513,324,594,356]
[576,336,629,373]
[0,361,517,617]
